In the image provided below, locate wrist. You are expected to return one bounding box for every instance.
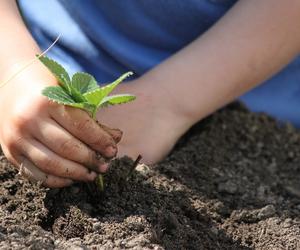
[131,75,196,135]
[0,57,57,91]
[140,71,201,128]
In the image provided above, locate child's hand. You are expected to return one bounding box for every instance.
[0,66,121,188]
[96,78,193,165]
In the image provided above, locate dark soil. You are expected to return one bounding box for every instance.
[1,103,300,249]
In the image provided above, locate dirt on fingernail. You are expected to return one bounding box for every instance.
[96,121,123,143]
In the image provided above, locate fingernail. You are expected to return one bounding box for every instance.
[98,163,109,173]
[111,129,123,142]
[105,145,117,157]
[88,171,97,181]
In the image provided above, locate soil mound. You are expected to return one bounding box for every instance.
[1,103,300,249]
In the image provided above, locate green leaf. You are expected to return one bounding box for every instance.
[71,72,99,94]
[69,87,87,103]
[40,55,135,119]
[38,55,71,93]
[42,86,74,104]
[42,86,96,114]
[82,89,103,106]
[100,71,133,98]
[83,71,133,106]
[100,94,136,107]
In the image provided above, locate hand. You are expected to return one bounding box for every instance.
[0,65,121,187]
[96,77,193,164]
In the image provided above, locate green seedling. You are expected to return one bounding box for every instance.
[38,55,135,118]
[38,55,136,191]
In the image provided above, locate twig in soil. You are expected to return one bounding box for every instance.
[126,154,142,181]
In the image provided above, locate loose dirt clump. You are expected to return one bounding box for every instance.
[1,103,300,249]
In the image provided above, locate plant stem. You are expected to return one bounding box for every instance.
[95,174,104,191]
[92,109,97,120]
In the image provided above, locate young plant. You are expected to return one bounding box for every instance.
[38,55,136,190]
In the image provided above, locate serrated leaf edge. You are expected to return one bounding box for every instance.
[100,94,136,107]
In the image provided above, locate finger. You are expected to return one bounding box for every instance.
[0,145,19,167]
[2,147,74,188]
[18,157,73,188]
[50,106,117,158]
[96,121,123,143]
[43,175,74,188]
[31,118,108,173]
[18,157,47,182]
[20,139,98,182]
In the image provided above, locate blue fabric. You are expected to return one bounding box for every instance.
[18,0,300,126]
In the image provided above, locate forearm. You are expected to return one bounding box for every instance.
[0,1,52,85]
[142,0,300,123]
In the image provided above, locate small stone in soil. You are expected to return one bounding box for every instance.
[135,164,152,177]
[257,205,276,220]
[92,222,101,231]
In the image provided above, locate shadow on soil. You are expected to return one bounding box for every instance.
[41,167,251,250]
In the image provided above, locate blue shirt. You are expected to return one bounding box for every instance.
[18,0,300,126]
